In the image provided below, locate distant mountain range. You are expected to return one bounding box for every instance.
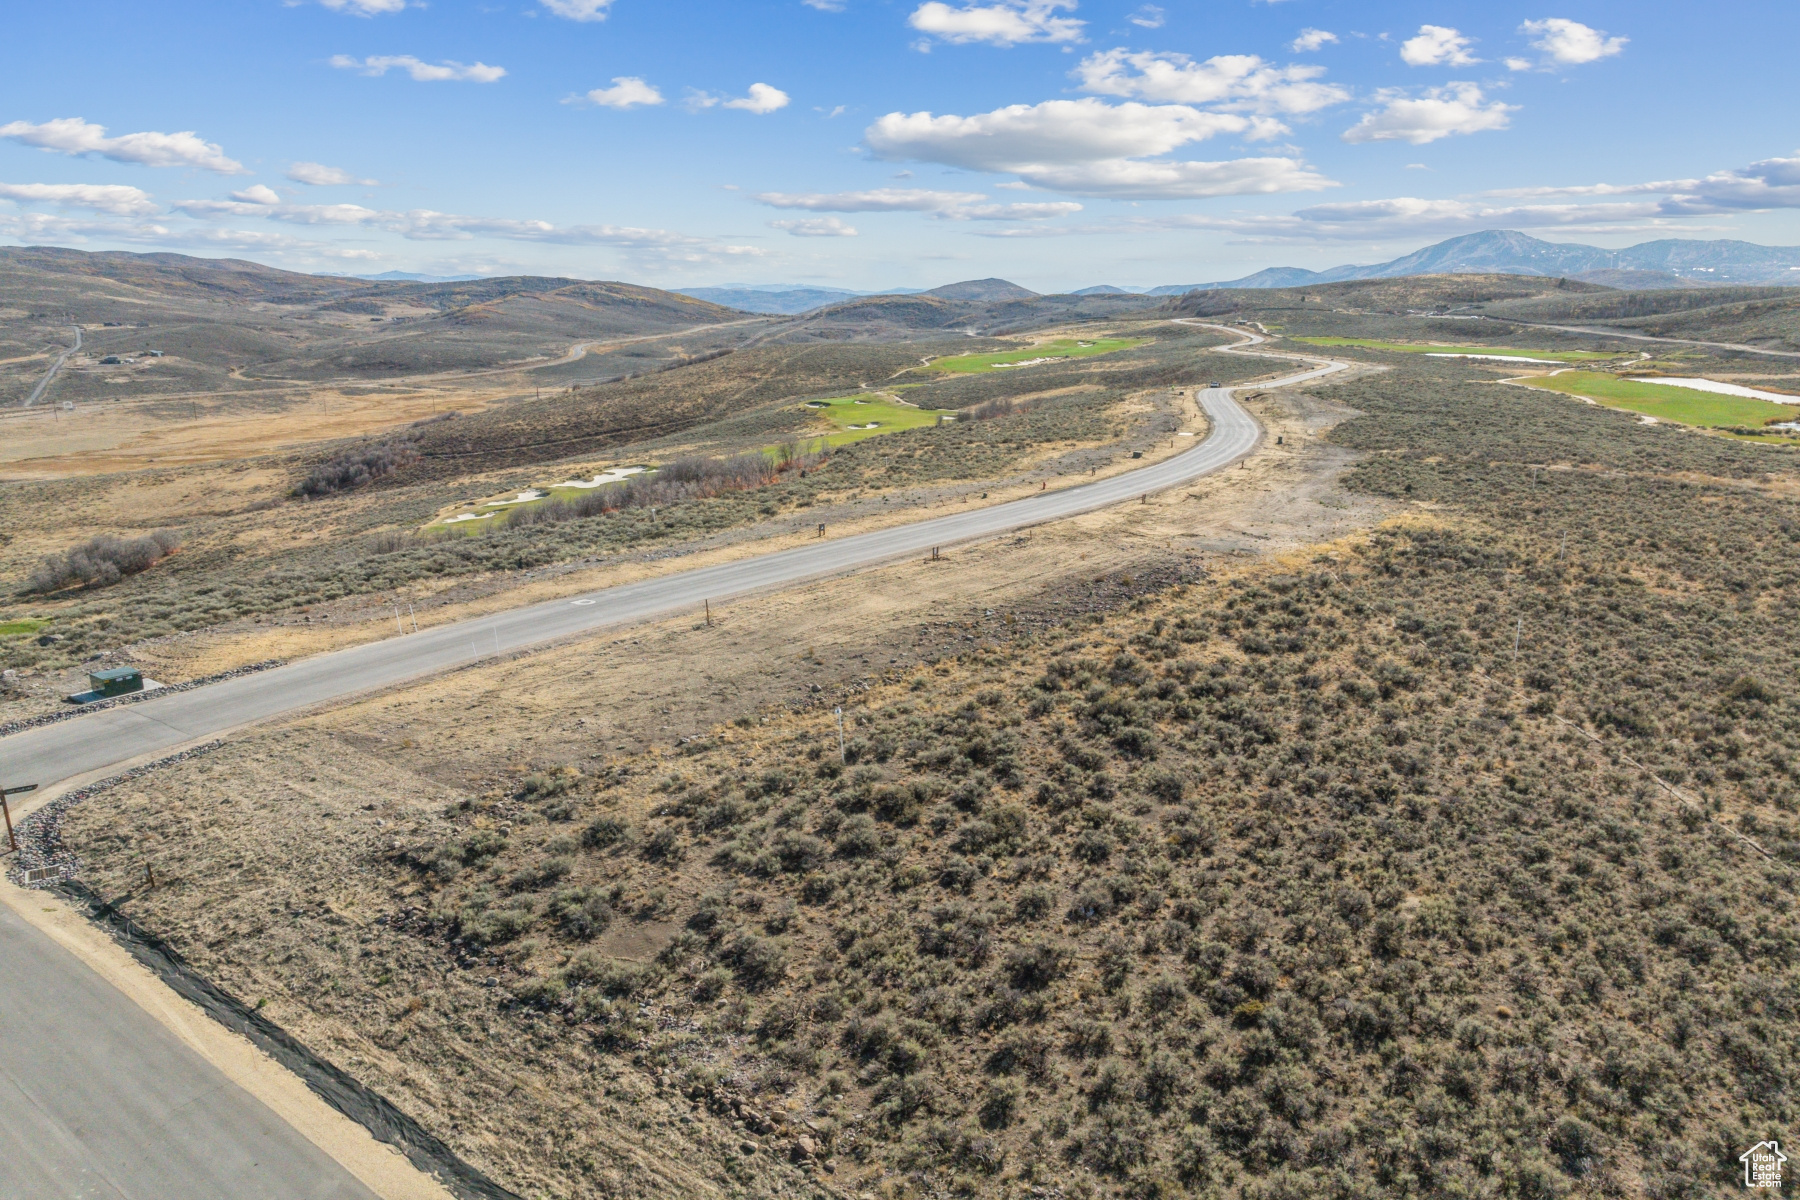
[676,283,925,314]
[1141,230,1800,293]
[325,270,486,283]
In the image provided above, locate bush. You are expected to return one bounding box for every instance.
[25,530,181,593]
[295,437,419,497]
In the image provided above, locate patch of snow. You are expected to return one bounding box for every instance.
[484,490,546,507]
[553,466,648,489]
[1427,353,1562,364]
[992,356,1068,370]
[1628,377,1800,403]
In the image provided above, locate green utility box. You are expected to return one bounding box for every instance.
[88,666,143,697]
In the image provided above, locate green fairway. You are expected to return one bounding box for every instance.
[1525,371,1800,430]
[802,393,953,445]
[920,337,1148,374]
[0,618,46,637]
[1295,337,1625,362]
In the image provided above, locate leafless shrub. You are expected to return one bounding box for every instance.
[25,530,182,593]
[295,437,421,498]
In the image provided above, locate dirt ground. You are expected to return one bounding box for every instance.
[37,379,1391,1199]
[0,379,503,479]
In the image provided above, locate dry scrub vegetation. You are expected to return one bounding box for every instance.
[1,325,1246,681]
[53,330,1800,1200]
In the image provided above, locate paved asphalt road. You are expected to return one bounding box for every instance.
[0,324,1343,1199]
[25,326,81,409]
[0,328,1346,797]
[0,902,380,1199]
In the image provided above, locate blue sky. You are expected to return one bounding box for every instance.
[2,0,1797,290]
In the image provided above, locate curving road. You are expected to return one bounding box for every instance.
[0,326,1346,798]
[24,326,80,408]
[0,324,1346,1200]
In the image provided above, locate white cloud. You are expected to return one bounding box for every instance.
[0,182,159,216]
[757,188,988,212]
[575,77,665,109]
[1075,49,1348,115]
[319,0,406,14]
[940,201,1083,219]
[329,55,506,83]
[871,99,1246,169]
[1017,157,1330,199]
[1128,5,1163,29]
[1342,84,1514,145]
[802,0,845,9]
[287,161,376,186]
[1139,151,1800,244]
[755,187,1080,221]
[864,97,1332,198]
[167,193,764,263]
[539,0,615,20]
[907,1,1084,47]
[771,216,858,236]
[1504,57,1533,71]
[1520,18,1626,65]
[724,83,791,114]
[1290,28,1337,53]
[1400,25,1479,67]
[0,117,246,174]
[230,184,283,205]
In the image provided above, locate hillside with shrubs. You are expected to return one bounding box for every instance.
[55,346,1800,1200]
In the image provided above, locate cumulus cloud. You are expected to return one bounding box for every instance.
[1075,49,1348,115]
[865,97,1334,199]
[1504,57,1533,72]
[287,161,376,186]
[319,0,406,14]
[939,201,1083,220]
[0,117,246,174]
[908,1,1084,47]
[0,182,159,216]
[167,193,763,263]
[329,55,506,82]
[230,184,283,205]
[771,216,858,236]
[574,77,665,109]
[1520,18,1626,65]
[1489,153,1800,215]
[1342,84,1514,145]
[755,187,1080,221]
[724,83,791,114]
[1290,28,1337,53]
[1400,25,1479,67]
[1128,5,1164,28]
[539,0,615,19]
[756,188,988,212]
[802,0,845,9]
[1143,151,1800,244]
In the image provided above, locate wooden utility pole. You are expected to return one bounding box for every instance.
[835,708,846,763]
[1,783,38,854]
